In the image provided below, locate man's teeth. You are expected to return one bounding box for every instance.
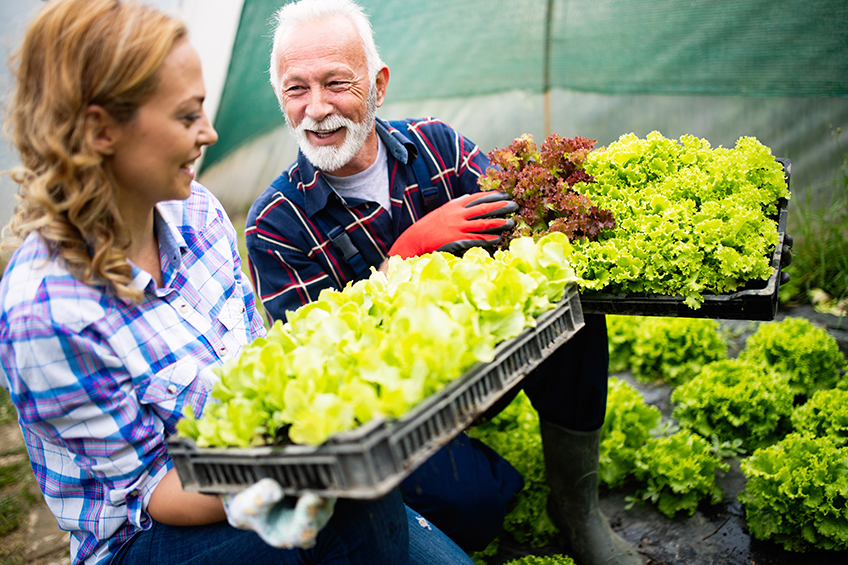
[313,128,340,138]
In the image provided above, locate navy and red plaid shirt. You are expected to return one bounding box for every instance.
[245,117,490,323]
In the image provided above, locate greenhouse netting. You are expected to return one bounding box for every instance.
[198,0,848,214]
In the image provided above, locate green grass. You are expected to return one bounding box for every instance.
[0,458,26,489]
[0,388,15,427]
[780,127,848,314]
[0,495,25,537]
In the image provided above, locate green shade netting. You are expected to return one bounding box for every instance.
[202,0,848,170]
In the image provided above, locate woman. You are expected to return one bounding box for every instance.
[0,1,473,564]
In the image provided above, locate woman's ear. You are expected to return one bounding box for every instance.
[85,105,120,156]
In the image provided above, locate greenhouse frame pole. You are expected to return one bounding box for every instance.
[543,0,555,137]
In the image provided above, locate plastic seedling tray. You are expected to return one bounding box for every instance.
[579,158,791,321]
[168,285,584,499]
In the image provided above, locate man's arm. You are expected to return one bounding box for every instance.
[245,192,343,324]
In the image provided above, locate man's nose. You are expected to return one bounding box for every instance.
[305,88,333,122]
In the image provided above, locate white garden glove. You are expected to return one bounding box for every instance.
[222,478,336,548]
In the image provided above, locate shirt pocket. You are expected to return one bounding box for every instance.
[136,360,201,427]
[217,296,248,332]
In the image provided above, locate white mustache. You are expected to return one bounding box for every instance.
[297,114,355,134]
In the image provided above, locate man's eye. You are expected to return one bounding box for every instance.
[183,114,200,124]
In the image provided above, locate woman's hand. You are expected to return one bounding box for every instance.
[222,478,336,548]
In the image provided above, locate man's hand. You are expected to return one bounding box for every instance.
[222,478,336,548]
[389,191,518,259]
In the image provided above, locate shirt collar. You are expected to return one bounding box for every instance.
[298,117,417,217]
[155,205,188,270]
[125,207,187,298]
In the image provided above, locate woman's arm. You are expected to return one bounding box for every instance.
[147,467,226,526]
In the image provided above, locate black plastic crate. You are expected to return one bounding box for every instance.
[168,285,584,499]
[579,158,791,321]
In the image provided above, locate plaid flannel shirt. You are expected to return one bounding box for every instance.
[0,183,265,565]
[245,117,490,323]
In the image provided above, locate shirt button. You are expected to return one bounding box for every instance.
[167,384,178,395]
[219,346,228,356]
[178,303,190,314]
[129,489,140,498]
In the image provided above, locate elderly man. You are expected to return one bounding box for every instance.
[245,1,644,564]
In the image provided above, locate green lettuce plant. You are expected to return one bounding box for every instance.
[178,233,578,447]
[738,316,848,398]
[791,388,848,446]
[503,556,576,565]
[627,429,729,518]
[671,359,793,451]
[629,317,728,385]
[606,315,641,373]
[599,377,661,488]
[739,433,848,552]
[571,132,788,309]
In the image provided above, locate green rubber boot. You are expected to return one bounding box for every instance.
[540,420,644,565]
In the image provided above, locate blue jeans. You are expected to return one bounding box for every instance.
[111,489,473,565]
[400,433,524,551]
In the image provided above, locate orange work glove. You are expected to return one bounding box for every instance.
[389,191,518,259]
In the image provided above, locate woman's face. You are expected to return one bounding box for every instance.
[107,39,218,214]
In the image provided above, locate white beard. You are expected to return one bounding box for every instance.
[288,85,378,173]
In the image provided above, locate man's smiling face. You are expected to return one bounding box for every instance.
[276,14,385,175]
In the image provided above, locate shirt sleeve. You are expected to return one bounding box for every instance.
[453,128,491,196]
[217,202,267,338]
[245,196,342,324]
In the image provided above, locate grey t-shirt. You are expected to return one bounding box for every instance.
[323,137,391,216]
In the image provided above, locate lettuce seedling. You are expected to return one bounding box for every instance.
[178,234,579,447]
[791,388,848,446]
[671,358,793,451]
[628,429,729,518]
[606,315,641,373]
[571,132,788,309]
[629,317,727,385]
[739,316,848,398]
[739,433,848,552]
[503,556,576,565]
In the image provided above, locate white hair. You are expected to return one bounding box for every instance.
[269,0,384,100]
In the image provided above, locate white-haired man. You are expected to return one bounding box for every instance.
[245,1,644,564]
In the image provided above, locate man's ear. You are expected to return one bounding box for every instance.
[375,65,389,108]
[85,104,120,156]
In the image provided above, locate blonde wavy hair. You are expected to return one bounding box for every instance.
[2,0,187,302]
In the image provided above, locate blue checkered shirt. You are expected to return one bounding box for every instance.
[0,183,265,564]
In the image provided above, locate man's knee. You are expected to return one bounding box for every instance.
[400,434,524,551]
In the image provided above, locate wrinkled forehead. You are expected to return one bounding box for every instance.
[277,15,367,74]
